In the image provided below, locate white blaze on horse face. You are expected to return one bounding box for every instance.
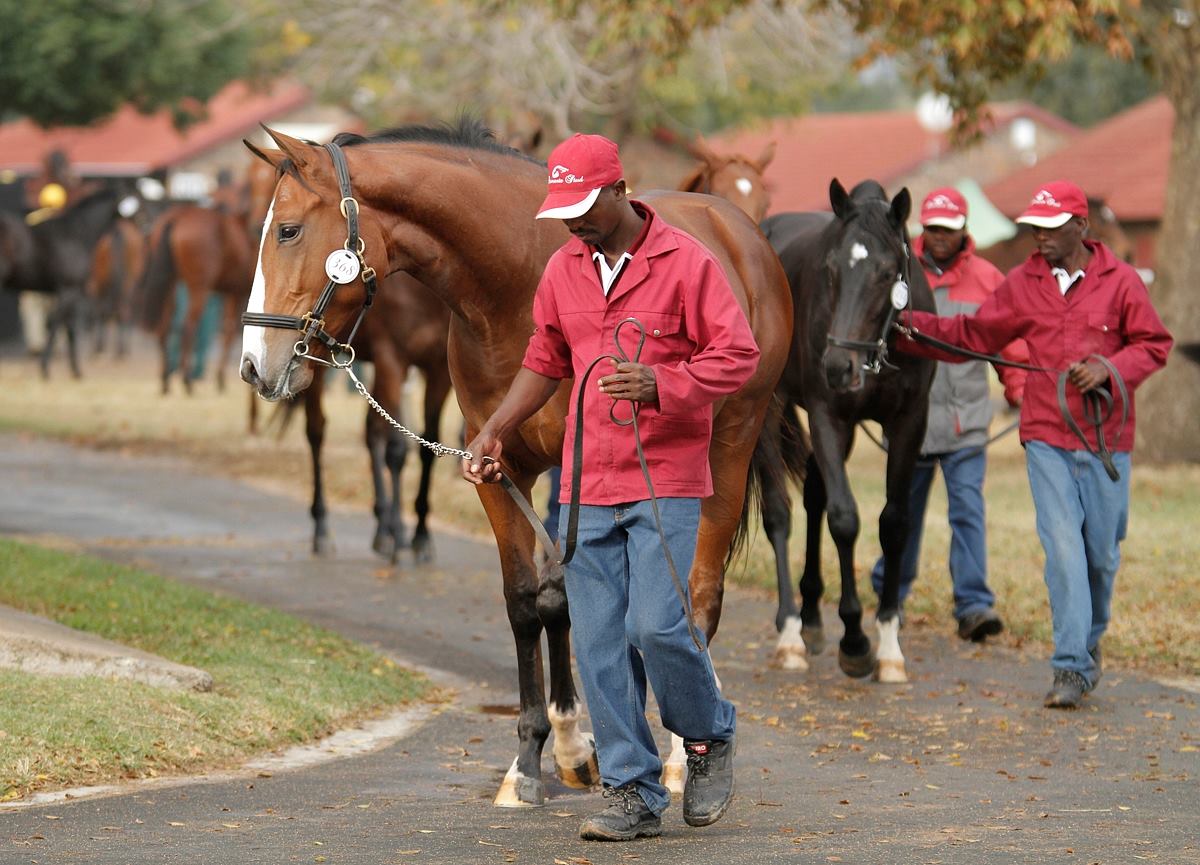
[241,199,275,371]
[849,242,869,268]
[735,177,753,197]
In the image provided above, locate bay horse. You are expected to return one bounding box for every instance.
[678,137,776,223]
[1,188,124,378]
[756,179,935,682]
[87,217,145,357]
[239,119,792,807]
[138,201,255,393]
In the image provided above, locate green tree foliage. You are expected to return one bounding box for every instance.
[0,0,257,128]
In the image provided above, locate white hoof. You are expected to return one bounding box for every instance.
[493,757,546,807]
[874,657,908,683]
[874,617,907,684]
[772,615,808,671]
[663,733,686,796]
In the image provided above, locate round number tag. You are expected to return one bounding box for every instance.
[325,249,361,284]
[891,278,909,310]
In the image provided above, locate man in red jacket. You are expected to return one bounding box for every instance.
[463,134,759,839]
[870,188,1026,641]
[897,180,1172,709]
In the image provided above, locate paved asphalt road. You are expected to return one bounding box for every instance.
[1,433,1197,864]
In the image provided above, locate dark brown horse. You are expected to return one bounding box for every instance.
[87,217,145,357]
[756,179,935,682]
[239,120,792,807]
[139,202,255,393]
[678,137,776,224]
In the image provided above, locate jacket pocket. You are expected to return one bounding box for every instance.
[1084,312,1122,356]
[619,311,685,367]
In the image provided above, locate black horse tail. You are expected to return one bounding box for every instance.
[138,220,175,331]
[726,396,811,569]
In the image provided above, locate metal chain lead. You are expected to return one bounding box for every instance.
[341,363,475,461]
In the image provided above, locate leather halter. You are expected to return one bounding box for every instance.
[241,142,379,364]
[825,225,914,376]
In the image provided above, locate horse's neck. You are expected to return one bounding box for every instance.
[57,197,118,249]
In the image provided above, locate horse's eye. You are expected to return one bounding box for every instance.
[277,224,301,242]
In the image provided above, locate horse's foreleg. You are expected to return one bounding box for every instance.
[798,453,827,655]
[412,366,452,563]
[178,286,205,396]
[305,377,332,556]
[475,481,556,808]
[810,414,873,677]
[874,416,926,684]
[537,556,598,790]
[215,299,241,392]
[367,359,407,561]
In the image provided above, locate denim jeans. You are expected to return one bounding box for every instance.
[1025,441,1130,688]
[871,446,995,620]
[560,497,735,816]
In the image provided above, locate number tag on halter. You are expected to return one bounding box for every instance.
[325,249,361,284]
[891,278,909,310]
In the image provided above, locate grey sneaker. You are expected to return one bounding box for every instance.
[957,608,1004,642]
[683,735,735,827]
[1044,669,1089,709]
[579,785,661,842]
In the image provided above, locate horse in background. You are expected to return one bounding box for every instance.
[756,179,935,682]
[678,137,776,223]
[87,217,145,357]
[2,188,126,378]
[239,120,792,807]
[977,195,1135,274]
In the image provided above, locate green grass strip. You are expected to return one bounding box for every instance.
[0,537,428,801]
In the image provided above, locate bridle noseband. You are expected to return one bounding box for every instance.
[825,226,914,375]
[241,142,379,367]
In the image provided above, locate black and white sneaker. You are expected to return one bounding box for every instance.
[683,735,735,827]
[579,785,662,842]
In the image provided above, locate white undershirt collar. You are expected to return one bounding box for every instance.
[592,250,634,296]
[1051,266,1085,296]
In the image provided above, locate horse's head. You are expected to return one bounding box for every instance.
[681,138,775,224]
[821,178,913,393]
[239,127,390,401]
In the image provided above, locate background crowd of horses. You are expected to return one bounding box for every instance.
[0,120,1138,808]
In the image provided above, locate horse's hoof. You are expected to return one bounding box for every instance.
[801,623,826,656]
[838,647,876,679]
[874,658,908,684]
[556,747,599,789]
[412,536,434,564]
[493,760,546,808]
[372,533,396,560]
[772,645,809,672]
[312,536,335,557]
[662,761,686,796]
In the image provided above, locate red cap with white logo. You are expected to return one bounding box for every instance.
[1015,180,1089,229]
[536,133,624,220]
[920,187,968,230]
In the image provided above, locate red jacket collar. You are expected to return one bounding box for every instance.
[1021,239,1117,282]
[561,200,679,261]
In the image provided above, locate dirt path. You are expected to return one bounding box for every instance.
[1,433,1197,864]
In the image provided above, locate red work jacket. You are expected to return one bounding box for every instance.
[523,202,760,504]
[900,240,1172,452]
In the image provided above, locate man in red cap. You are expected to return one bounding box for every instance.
[897,180,1172,709]
[870,187,1026,642]
[463,133,759,839]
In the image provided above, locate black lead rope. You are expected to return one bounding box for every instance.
[895,322,1129,481]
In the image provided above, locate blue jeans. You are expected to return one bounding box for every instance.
[543,466,562,543]
[560,498,735,816]
[871,447,995,621]
[1025,441,1130,688]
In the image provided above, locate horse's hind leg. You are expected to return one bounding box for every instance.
[65,290,84,379]
[39,300,60,380]
[305,375,333,555]
[798,454,827,656]
[412,365,452,563]
[367,357,407,562]
[755,411,806,670]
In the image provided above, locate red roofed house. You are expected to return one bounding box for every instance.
[705,101,1077,215]
[984,94,1172,270]
[0,79,358,201]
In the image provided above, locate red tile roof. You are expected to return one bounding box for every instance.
[707,101,1077,214]
[0,80,312,176]
[984,95,1172,223]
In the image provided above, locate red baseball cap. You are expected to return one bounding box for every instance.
[1015,180,1089,229]
[920,187,968,230]
[535,133,624,220]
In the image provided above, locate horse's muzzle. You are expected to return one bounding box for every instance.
[822,348,864,393]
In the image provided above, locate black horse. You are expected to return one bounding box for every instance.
[1,188,126,378]
[755,178,935,682]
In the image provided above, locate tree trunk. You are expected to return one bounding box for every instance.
[1133,0,1200,462]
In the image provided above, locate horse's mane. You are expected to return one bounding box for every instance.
[840,180,909,255]
[331,117,543,167]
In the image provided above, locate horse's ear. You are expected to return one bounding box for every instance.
[244,139,285,170]
[677,165,706,194]
[829,178,852,220]
[890,187,912,227]
[262,125,315,170]
[754,140,777,172]
[687,136,719,165]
